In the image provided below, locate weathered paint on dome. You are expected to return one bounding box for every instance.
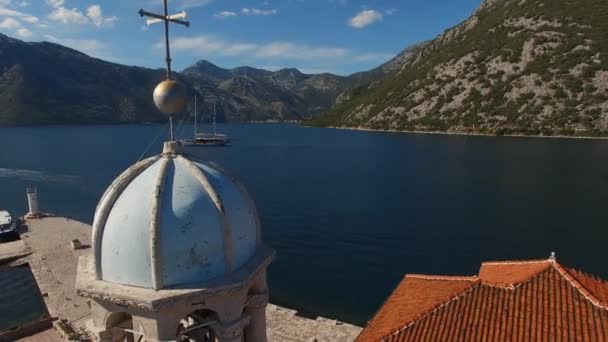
[100,160,161,287]
[92,148,260,290]
[196,162,259,269]
[158,159,227,287]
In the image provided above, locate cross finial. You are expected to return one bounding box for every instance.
[139,0,190,79]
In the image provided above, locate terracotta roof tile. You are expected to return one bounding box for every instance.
[357,258,608,342]
[355,275,477,342]
[563,267,608,306]
[478,260,551,286]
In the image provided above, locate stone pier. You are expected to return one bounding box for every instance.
[0,217,362,341]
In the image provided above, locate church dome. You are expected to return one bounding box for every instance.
[91,142,260,290]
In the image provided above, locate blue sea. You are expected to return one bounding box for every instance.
[1,123,608,328]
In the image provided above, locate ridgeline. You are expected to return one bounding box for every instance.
[310,0,608,137]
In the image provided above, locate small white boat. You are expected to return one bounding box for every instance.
[181,96,231,147]
[0,210,17,235]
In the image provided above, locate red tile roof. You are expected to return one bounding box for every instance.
[356,258,608,342]
[478,260,551,286]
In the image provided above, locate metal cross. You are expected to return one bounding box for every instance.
[139,0,190,80]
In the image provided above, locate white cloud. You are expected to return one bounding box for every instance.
[167,35,351,61]
[43,34,109,58]
[0,8,37,38]
[0,7,20,16]
[21,15,36,22]
[177,0,212,9]
[86,4,118,28]
[224,43,258,56]
[0,7,38,22]
[86,5,103,25]
[16,27,31,38]
[48,6,88,24]
[0,0,11,6]
[214,10,237,18]
[17,1,29,7]
[45,0,63,8]
[241,7,277,16]
[348,9,382,28]
[353,53,395,62]
[255,42,348,59]
[164,34,393,75]
[0,17,20,29]
[46,2,116,27]
[170,36,258,56]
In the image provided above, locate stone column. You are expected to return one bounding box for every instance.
[244,292,269,342]
[218,316,250,342]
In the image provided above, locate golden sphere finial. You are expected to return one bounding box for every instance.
[153,79,187,115]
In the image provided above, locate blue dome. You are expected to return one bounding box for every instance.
[91,142,260,290]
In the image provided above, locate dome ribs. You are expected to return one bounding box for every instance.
[150,156,171,290]
[176,156,234,273]
[177,156,224,214]
[206,161,261,244]
[92,155,161,280]
[92,142,262,289]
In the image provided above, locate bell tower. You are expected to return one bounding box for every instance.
[75,3,275,341]
[76,143,275,342]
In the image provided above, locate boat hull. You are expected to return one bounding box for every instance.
[181,139,231,147]
[0,211,17,235]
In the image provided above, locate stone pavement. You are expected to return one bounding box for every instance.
[16,329,63,342]
[19,217,92,328]
[11,217,362,341]
[267,304,361,342]
[0,239,30,264]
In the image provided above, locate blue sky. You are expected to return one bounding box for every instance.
[0,0,482,75]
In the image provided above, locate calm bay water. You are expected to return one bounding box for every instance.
[1,123,608,326]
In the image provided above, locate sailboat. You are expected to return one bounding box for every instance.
[182,96,231,147]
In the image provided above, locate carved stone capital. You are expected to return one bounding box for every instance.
[77,289,153,311]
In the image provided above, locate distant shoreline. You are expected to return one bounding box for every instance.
[4,122,608,141]
[318,125,608,141]
[0,121,301,128]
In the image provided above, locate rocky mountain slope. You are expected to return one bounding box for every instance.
[0,34,357,125]
[311,0,608,137]
[0,34,164,125]
[347,41,430,87]
[182,62,350,122]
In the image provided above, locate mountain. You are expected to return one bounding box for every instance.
[182,62,351,122]
[0,33,354,125]
[311,0,608,137]
[334,42,430,106]
[347,41,430,87]
[0,34,165,125]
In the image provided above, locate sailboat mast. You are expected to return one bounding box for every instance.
[213,100,217,137]
[194,95,197,138]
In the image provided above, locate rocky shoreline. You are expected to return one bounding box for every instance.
[323,125,608,140]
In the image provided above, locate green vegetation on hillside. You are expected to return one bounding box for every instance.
[310,0,608,137]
